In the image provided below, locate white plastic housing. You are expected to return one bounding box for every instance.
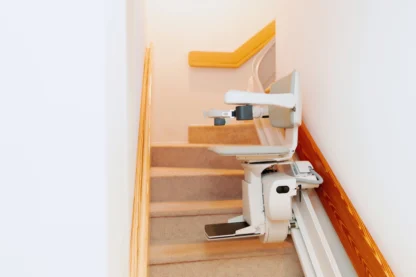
[261,172,297,243]
[263,172,297,221]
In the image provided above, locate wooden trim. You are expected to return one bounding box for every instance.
[188,21,275,68]
[297,124,395,277]
[130,46,152,277]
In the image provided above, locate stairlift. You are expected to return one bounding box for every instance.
[203,70,324,243]
[201,70,356,276]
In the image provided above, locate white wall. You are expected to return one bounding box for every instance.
[107,0,146,275]
[275,0,416,275]
[0,0,145,276]
[146,0,279,143]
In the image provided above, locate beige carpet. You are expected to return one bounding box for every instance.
[150,255,303,277]
[188,122,260,145]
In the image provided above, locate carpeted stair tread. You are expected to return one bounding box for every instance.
[150,214,238,243]
[151,167,244,177]
[151,167,243,202]
[151,144,242,169]
[149,254,303,277]
[188,122,260,145]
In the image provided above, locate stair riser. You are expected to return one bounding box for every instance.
[150,214,236,243]
[150,238,294,265]
[151,175,242,202]
[150,200,243,217]
[151,146,242,169]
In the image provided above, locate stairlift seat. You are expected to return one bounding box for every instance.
[209,145,291,156]
[207,72,301,161]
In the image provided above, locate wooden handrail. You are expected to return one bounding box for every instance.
[130,46,152,277]
[188,21,275,68]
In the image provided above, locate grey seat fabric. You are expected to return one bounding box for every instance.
[209,145,290,156]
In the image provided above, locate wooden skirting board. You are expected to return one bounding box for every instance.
[188,21,275,68]
[297,124,395,277]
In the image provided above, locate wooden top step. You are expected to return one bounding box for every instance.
[149,238,294,265]
[150,199,242,217]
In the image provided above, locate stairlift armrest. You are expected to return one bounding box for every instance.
[225,90,296,109]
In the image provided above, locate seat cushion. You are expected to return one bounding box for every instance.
[208,145,291,156]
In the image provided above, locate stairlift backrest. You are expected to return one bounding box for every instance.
[255,70,301,148]
[205,71,301,158]
[241,29,299,148]
[268,71,301,129]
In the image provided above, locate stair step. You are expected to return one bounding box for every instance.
[151,144,242,169]
[150,200,242,217]
[149,238,295,265]
[151,167,244,177]
[150,214,237,243]
[188,123,260,145]
[150,254,303,277]
[151,167,243,202]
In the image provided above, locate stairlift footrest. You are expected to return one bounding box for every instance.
[235,225,258,235]
[228,215,245,223]
[205,222,261,240]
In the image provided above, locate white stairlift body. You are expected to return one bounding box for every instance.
[204,70,320,243]
[203,70,355,277]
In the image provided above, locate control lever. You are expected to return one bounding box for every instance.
[234,105,253,120]
[204,105,260,126]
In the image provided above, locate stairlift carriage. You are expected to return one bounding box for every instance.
[203,71,323,243]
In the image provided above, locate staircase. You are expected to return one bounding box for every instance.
[148,124,304,276]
